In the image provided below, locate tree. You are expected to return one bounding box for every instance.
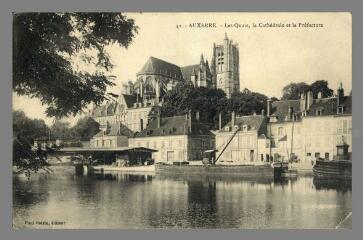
[159,81,227,129]
[50,120,72,140]
[281,82,310,100]
[310,80,334,98]
[13,111,51,176]
[13,13,138,118]
[281,80,334,100]
[227,88,268,116]
[71,117,100,140]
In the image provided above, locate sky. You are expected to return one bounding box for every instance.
[13,12,352,126]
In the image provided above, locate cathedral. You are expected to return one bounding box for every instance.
[91,34,240,132]
[121,33,240,100]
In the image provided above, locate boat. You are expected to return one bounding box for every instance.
[155,162,285,177]
[313,142,352,179]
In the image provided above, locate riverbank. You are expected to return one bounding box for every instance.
[91,164,155,173]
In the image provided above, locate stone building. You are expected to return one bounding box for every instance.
[91,34,241,131]
[214,83,352,165]
[181,54,214,88]
[211,33,240,98]
[91,93,160,133]
[215,113,268,164]
[90,122,133,148]
[263,83,352,164]
[128,111,215,163]
[134,56,185,103]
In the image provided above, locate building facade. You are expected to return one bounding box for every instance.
[215,113,268,164]
[129,112,215,162]
[215,84,352,165]
[89,122,133,148]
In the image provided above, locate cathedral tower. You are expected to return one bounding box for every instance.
[211,33,240,97]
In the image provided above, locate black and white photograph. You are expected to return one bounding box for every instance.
[12,12,352,229]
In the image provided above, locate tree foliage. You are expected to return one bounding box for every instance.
[159,82,269,129]
[70,117,100,140]
[13,111,51,176]
[281,80,334,100]
[13,13,138,118]
[281,82,310,100]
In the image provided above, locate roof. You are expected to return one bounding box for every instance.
[181,64,200,81]
[92,101,117,117]
[270,100,301,122]
[121,94,138,108]
[137,56,184,79]
[219,115,267,133]
[135,115,213,138]
[269,96,352,121]
[93,122,133,138]
[307,96,352,117]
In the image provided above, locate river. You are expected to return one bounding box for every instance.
[13,166,352,229]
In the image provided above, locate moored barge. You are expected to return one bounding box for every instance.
[155,162,288,178]
[313,142,352,179]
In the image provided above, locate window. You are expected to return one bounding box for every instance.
[278,127,284,136]
[316,108,324,116]
[337,106,344,114]
[307,152,311,157]
[315,152,320,159]
[325,152,330,160]
[343,120,348,134]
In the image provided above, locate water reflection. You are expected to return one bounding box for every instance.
[13,168,352,229]
[313,177,351,193]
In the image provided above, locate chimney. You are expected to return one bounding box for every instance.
[300,92,306,112]
[317,91,322,99]
[219,113,222,130]
[306,91,313,110]
[157,110,161,128]
[231,111,236,127]
[196,111,200,121]
[267,99,272,116]
[188,110,192,132]
[288,106,293,120]
[337,82,344,106]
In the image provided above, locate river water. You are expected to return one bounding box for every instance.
[13,167,352,229]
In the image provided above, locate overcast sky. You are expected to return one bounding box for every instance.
[13,12,352,125]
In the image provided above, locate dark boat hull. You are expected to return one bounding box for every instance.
[155,163,282,177]
[313,160,352,179]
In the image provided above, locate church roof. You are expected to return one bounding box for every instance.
[137,56,184,80]
[181,64,200,81]
[121,94,138,108]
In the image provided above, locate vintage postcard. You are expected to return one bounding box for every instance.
[12,12,352,229]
